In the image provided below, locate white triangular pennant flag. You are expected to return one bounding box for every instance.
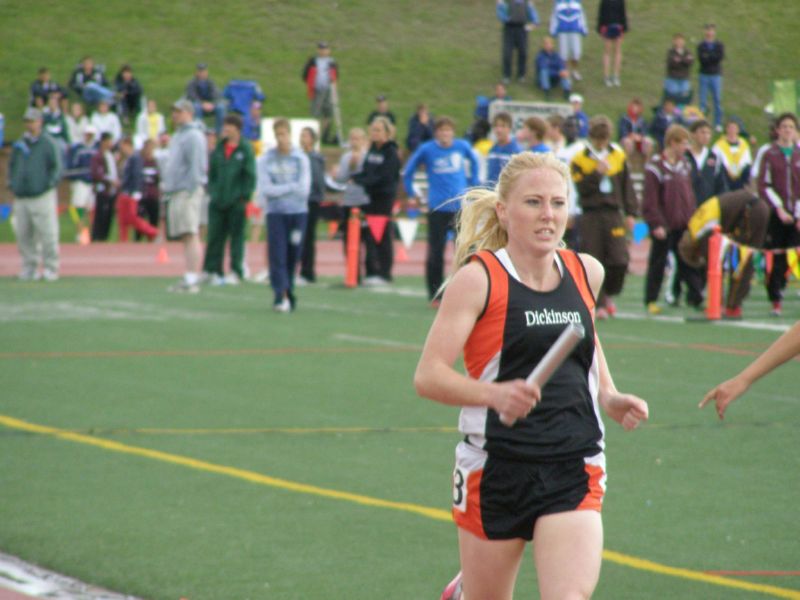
[396,218,419,250]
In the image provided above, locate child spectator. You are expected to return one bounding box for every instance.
[65,101,90,146]
[550,0,588,81]
[114,64,144,124]
[90,100,122,146]
[257,118,311,312]
[185,63,226,135]
[117,136,159,242]
[298,127,326,284]
[642,124,701,313]
[570,115,637,318]
[485,111,522,187]
[649,98,680,151]
[29,67,65,108]
[697,23,725,131]
[569,93,589,138]
[403,116,480,301]
[406,103,434,154]
[535,36,571,100]
[66,126,98,242]
[597,0,627,86]
[713,118,752,191]
[618,97,654,161]
[664,33,694,105]
[68,56,114,105]
[134,99,167,150]
[302,42,339,145]
[366,94,396,125]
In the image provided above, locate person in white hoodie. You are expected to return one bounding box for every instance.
[89,99,122,146]
[257,118,311,312]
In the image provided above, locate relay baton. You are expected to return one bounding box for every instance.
[499,322,586,426]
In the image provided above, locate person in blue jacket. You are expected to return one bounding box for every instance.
[535,36,571,100]
[403,117,480,301]
[496,0,540,84]
[550,0,588,81]
[486,112,522,187]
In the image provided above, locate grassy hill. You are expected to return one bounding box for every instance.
[1,0,798,145]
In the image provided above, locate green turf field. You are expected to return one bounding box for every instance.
[1,273,798,599]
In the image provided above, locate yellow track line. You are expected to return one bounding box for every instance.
[2,414,798,599]
[57,426,459,435]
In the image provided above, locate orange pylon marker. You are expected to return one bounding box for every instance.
[705,226,722,320]
[395,241,409,262]
[156,245,170,264]
[344,209,361,287]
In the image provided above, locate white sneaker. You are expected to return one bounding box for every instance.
[272,297,291,313]
[363,276,390,287]
[167,280,200,294]
[604,77,613,87]
[223,272,241,286]
[249,269,269,283]
[18,271,38,281]
[295,275,310,287]
[42,270,59,282]
[573,70,582,81]
[613,75,621,87]
[209,274,226,286]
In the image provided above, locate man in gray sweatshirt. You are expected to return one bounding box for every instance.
[9,107,63,281]
[162,99,207,293]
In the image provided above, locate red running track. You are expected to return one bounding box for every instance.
[0,240,649,279]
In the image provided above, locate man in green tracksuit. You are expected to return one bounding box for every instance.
[202,113,256,283]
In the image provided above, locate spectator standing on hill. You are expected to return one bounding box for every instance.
[66,126,97,241]
[403,117,480,301]
[138,139,161,238]
[550,0,588,82]
[90,100,122,146]
[203,114,256,285]
[89,132,119,242]
[597,0,627,87]
[486,112,522,187]
[332,127,370,274]
[367,95,396,125]
[697,23,724,131]
[114,65,144,124]
[570,115,637,319]
[9,107,63,281]
[618,97,654,162]
[257,118,311,312]
[642,124,701,314]
[68,56,114,105]
[117,137,159,242]
[298,127,326,285]
[134,99,167,150]
[757,112,800,317]
[569,93,589,139]
[416,152,649,600]
[302,42,339,145]
[406,103,435,154]
[496,0,539,84]
[713,118,752,191]
[162,99,208,293]
[186,63,226,135]
[535,36,572,100]
[29,67,65,108]
[353,117,401,285]
[663,33,694,104]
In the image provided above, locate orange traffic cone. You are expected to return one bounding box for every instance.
[78,227,90,246]
[395,241,409,262]
[156,245,170,264]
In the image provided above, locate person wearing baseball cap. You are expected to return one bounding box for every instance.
[367,94,396,125]
[569,93,589,138]
[185,62,225,135]
[10,106,63,280]
[301,42,339,144]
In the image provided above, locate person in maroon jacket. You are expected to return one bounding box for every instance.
[757,112,800,316]
[90,132,119,241]
[301,42,339,145]
[642,124,701,314]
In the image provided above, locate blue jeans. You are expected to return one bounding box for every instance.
[698,74,723,127]
[267,212,307,304]
[663,78,692,103]
[193,101,226,134]
[82,82,115,104]
[538,70,571,95]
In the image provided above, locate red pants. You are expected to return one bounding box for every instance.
[116,194,158,241]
